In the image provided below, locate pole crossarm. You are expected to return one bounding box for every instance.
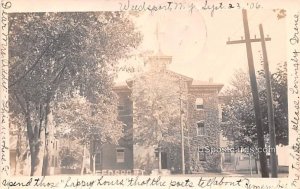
[227,37,271,44]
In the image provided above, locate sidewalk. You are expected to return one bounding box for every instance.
[171,172,289,178]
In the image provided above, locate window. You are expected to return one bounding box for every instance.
[198,147,206,161]
[95,153,101,164]
[196,98,204,110]
[221,109,228,122]
[116,148,125,163]
[197,121,205,136]
[224,152,231,163]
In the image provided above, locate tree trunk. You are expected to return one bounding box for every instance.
[249,154,253,176]
[26,114,40,176]
[24,105,36,176]
[255,158,259,174]
[31,126,46,176]
[158,147,162,173]
[42,102,51,176]
[27,102,49,176]
[42,144,49,176]
[92,154,96,175]
[15,128,22,175]
[80,144,86,175]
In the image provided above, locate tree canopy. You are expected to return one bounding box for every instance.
[132,70,183,147]
[54,94,123,145]
[221,62,288,151]
[8,12,141,175]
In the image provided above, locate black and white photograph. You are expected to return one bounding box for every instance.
[1,1,298,186]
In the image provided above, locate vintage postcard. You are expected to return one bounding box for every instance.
[1,0,299,188]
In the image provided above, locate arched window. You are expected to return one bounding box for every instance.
[195,98,204,110]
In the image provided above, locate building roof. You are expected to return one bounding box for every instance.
[190,80,223,92]
[166,70,193,81]
[113,71,224,92]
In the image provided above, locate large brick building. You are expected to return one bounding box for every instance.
[89,52,225,174]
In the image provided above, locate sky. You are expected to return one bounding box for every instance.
[115,9,286,90]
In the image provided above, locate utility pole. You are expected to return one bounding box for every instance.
[259,24,278,177]
[226,9,270,177]
[186,96,191,174]
[179,78,185,174]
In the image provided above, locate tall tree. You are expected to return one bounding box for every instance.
[132,67,186,173]
[221,62,288,152]
[8,12,141,176]
[54,94,123,175]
